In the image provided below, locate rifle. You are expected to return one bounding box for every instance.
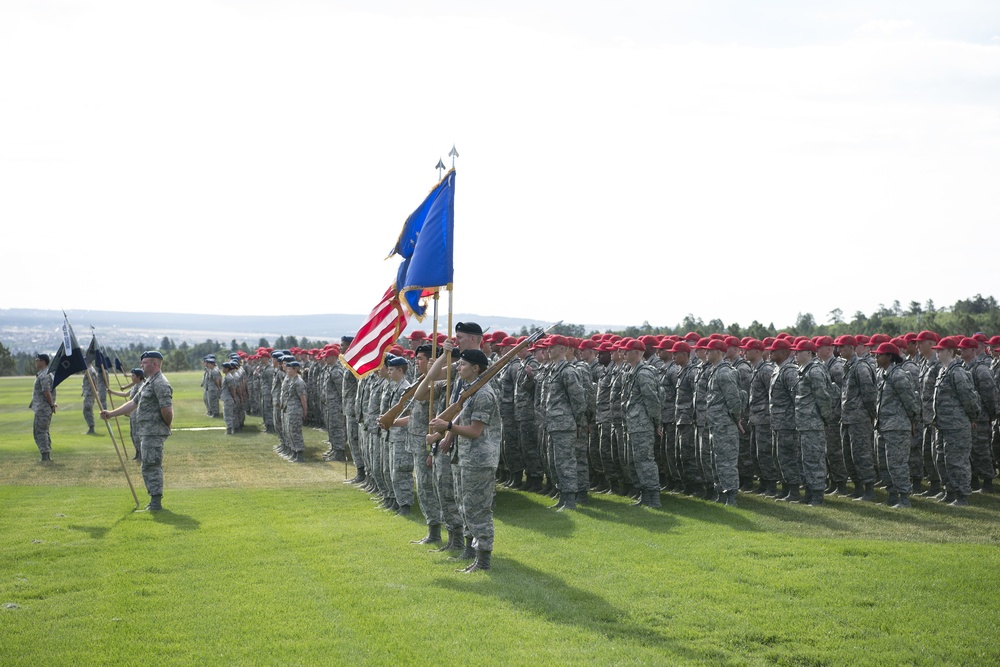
[377,374,426,430]
[432,321,561,425]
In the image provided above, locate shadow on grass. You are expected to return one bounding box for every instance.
[434,558,731,664]
[737,495,855,532]
[66,511,131,539]
[573,495,682,534]
[150,509,201,530]
[495,490,574,538]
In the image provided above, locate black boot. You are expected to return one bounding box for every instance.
[345,468,365,484]
[448,535,476,561]
[774,483,789,500]
[704,484,720,503]
[642,489,662,508]
[825,479,837,494]
[550,492,566,510]
[146,494,162,511]
[576,490,589,505]
[855,482,875,502]
[723,489,738,507]
[40,451,52,463]
[763,480,778,498]
[834,481,849,496]
[396,504,411,516]
[980,478,994,494]
[632,490,646,507]
[921,480,941,497]
[557,491,577,511]
[291,451,304,463]
[779,485,800,502]
[798,488,813,505]
[808,490,824,507]
[886,491,898,507]
[508,470,524,489]
[540,478,554,495]
[849,479,863,499]
[411,523,442,545]
[133,448,141,461]
[893,493,911,508]
[460,549,492,573]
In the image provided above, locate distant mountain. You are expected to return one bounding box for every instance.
[0,308,623,353]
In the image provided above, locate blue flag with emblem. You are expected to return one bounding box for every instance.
[389,169,456,318]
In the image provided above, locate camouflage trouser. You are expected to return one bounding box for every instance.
[345,411,361,469]
[261,393,274,427]
[612,421,630,484]
[876,429,912,495]
[412,446,441,525]
[626,429,659,492]
[971,420,994,480]
[799,429,827,492]
[83,395,96,429]
[433,449,462,530]
[326,407,345,454]
[206,389,220,417]
[825,421,848,483]
[663,422,681,483]
[500,412,521,474]
[537,424,550,478]
[139,435,167,496]
[710,421,740,492]
[677,423,701,484]
[922,425,940,482]
[222,396,236,430]
[458,466,496,552]
[697,424,715,487]
[273,403,286,446]
[33,408,52,453]
[130,415,140,454]
[589,422,603,479]
[597,422,618,482]
[575,428,590,491]
[390,437,413,507]
[841,422,875,483]
[752,423,778,482]
[737,419,754,482]
[370,431,387,495]
[774,429,802,485]
[547,430,578,493]
[517,419,542,477]
[285,408,304,452]
[936,427,972,498]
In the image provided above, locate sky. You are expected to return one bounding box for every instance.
[2,1,998,331]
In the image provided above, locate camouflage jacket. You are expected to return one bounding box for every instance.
[795,357,833,431]
[622,360,662,433]
[824,355,845,421]
[933,358,980,430]
[706,359,743,427]
[674,362,697,426]
[918,354,941,425]
[966,356,998,422]
[841,356,876,425]
[542,359,588,432]
[874,363,920,432]
[748,358,774,426]
[658,359,679,424]
[768,357,798,431]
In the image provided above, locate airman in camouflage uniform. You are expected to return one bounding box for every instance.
[621,339,663,508]
[514,342,544,491]
[383,356,413,513]
[673,341,700,495]
[768,338,801,502]
[915,331,942,496]
[931,337,980,506]
[341,336,364,484]
[322,350,347,461]
[202,357,221,417]
[31,354,56,461]
[609,344,630,494]
[82,363,107,434]
[260,353,276,433]
[839,336,878,501]
[655,339,681,492]
[793,340,834,506]
[745,340,777,496]
[725,337,753,491]
[221,362,239,434]
[281,361,308,462]
[541,335,588,510]
[405,344,445,544]
[961,337,997,493]
[706,339,744,506]
[872,343,921,507]
[817,336,847,495]
[271,355,288,457]
[693,342,716,499]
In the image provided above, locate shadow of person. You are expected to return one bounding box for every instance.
[433,558,726,664]
[65,510,132,539]
[149,509,201,530]
[493,490,575,538]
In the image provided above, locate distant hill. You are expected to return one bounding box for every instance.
[0,308,623,353]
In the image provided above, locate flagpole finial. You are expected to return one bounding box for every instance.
[435,157,445,180]
[448,145,459,169]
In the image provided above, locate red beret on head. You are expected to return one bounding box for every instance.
[874,342,900,356]
[579,339,598,350]
[932,336,959,350]
[741,339,764,351]
[814,335,835,347]
[768,338,793,351]
[406,330,427,340]
[915,330,939,342]
[502,336,520,347]
[708,333,724,341]
[724,336,741,348]
[740,337,753,345]
[776,332,791,340]
[683,332,701,342]
[958,337,979,350]
[835,335,858,347]
[707,339,727,352]
[547,335,568,348]
[590,334,603,341]
[694,337,711,349]
[624,339,646,352]
[654,338,674,350]
[903,332,918,342]
[793,340,817,352]
[868,334,890,345]
[670,341,692,353]
[855,334,870,346]
[989,335,1000,346]
[972,333,988,343]
[596,342,615,352]
[326,348,340,358]
[762,337,775,347]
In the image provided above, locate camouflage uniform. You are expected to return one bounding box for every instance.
[204,365,221,417]
[342,369,361,473]
[498,358,521,481]
[572,358,595,492]
[966,355,997,484]
[135,371,172,497]
[675,360,700,487]
[609,361,629,487]
[769,356,800,487]
[221,371,238,431]
[271,367,287,448]
[731,356,754,486]
[824,355,848,486]
[795,357,834,495]
[82,366,107,430]
[432,379,462,532]
[693,358,715,489]
[455,382,501,552]
[260,363,275,431]
[386,377,413,507]
[542,359,588,494]
[874,362,920,497]
[918,353,942,488]
[514,355,543,483]
[367,376,388,497]
[658,359,681,487]
[31,368,54,454]
[841,355,877,484]
[748,357,776,486]
[622,359,662,493]
[899,355,922,482]
[706,358,744,493]
[408,389,442,526]
[283,373,308,453]
[324,362,346,456]
[933,358,980,501]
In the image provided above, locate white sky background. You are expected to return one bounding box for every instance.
[2,1,998,330]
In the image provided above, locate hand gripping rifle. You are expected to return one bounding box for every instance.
[432,321,561,425]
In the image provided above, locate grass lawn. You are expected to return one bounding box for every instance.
[1,371,999,666]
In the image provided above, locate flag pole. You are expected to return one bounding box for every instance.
[427,291,440,433]
[86,368,140,509]
[445,286,454,407]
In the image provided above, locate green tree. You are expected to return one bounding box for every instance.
[794,312,816,336]
[160,336,175,351]
[828,308,844,325]
[230,339,239,352]
[908,301,922,316]
[164,350,189,372]
[0,340,16,376]
[258,337,270,348]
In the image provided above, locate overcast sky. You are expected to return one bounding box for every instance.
[2,1,998,331]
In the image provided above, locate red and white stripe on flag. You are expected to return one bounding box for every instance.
[341,285,409,379]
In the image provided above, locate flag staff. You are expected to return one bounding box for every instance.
[435,158,445,181]
[445,286,454,407]
[85,361,140,509]
[427,290,440,432]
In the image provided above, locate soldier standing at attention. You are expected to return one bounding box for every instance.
[744,340,777,496]
[31,353,56,462]
[672,341,700,496]
[621,338,663,508]
[322,348,347,462]
[872,342,921,508]
[793,339,833,507]
[540,335,588,511]
[260,352,277,433]
[915,331,942,496]
[960,337,998,493]
[429,348,500,573]
[725,336,754,492]
[341,336,365,485]
[281,360,309,463]
[402,344,445,545]
[384,355,414,515]
[705,339,744,506]
[202,356,221,417]
[656,339,681,493]
[768,338,801,502]
[220,362,239,435]
[839,336,878,501]
[82,362,107,434]
[931,336,981,506]
[816,336,847,495]
[101,351,172,511]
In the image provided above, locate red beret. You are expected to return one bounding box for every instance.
[835,335,857,347]
[502,336,520,347]
[762,337,776,348]
[768,338,793,351]
[724,336,741,348]
[707,339,727,352]
[814,335,835,347]
[624,339,645,352]
[694,337,711,349]
[596,342,615,352]
[903,333,918,342]
[590,334,603,341]
[890,337,907,348]
[740,336,753,345]
[654,338,674,350]
[868,334,890,345]
[874,342,901,356]
[972,333,988,343]
[670,341,692,353]
[932,336,959,350]
[958,337,979,350]
[776,332,791,340]
[741,339,765,351]
[406,330,428,340]
[855,334,870,346]
[547,335,568,348]
[579,339,599,350]
[989,335,1000,346]
[708,333,724,341]
[683,332,701,342]
[794,340,817,352]
[326,348,340,358]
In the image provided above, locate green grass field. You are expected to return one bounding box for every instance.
[1,372,999,666]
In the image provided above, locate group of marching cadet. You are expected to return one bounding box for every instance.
[206,327,1000,517]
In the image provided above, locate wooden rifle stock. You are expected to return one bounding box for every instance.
[377,374,425,430]
[433,321,561,425]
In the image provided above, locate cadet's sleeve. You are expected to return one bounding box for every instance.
[722,370,743,421]
[639,368,662,428]
[858,365,877,420]
[975,366,997,421]
[153,378,173,408]
[813,369,833,424]
[894,370,920,423]
[957,371,982,420]
[565,370,588,427]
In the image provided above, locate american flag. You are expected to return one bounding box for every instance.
[341,285,409,378]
